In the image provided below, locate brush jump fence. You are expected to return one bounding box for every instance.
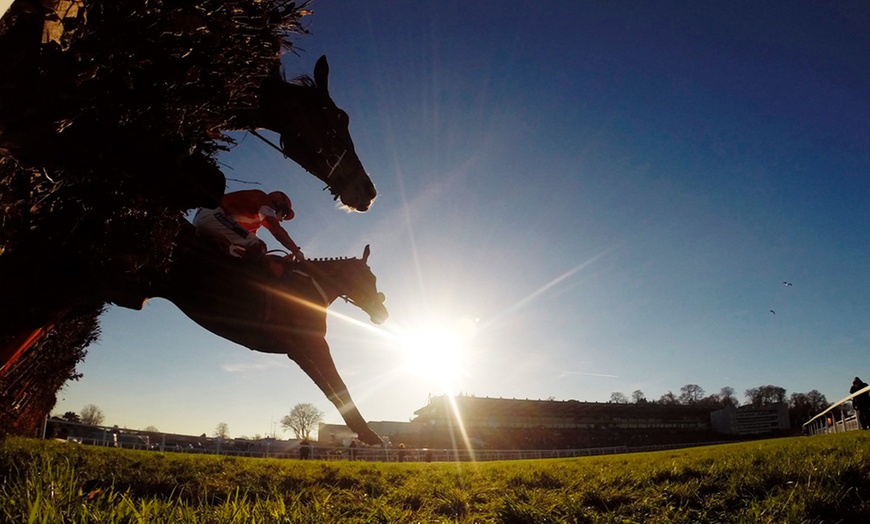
[802,384,870,436]
[43,418,731,462]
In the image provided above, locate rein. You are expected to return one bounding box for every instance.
[292,269,329,306]
[249,129,286,157]
[248,128,346,194]
[290,258,373,312]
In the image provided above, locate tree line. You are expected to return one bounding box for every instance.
[609,384,830,428]
[56,402,325,441]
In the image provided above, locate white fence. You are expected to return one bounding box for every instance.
[802,385,870,436]
[314,441,734,463]
[45,418,736,462]
[54,438,733,462]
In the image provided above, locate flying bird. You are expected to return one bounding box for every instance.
[769,309,776,315]
[783,281,793,286]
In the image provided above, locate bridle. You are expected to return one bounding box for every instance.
[325,149,347,181]
[343,289,385,314]
[331,259,384,315]
[248,128,349,202]
[284,257,382,316]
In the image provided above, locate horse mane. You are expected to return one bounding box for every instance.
[288,75,316,88]
[275,63,315,88]
[264,72,317,160]
[309,256,356,262]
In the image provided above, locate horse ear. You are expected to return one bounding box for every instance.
[314,55,329,92]
[362,244,371,263]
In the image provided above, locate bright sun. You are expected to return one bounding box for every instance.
[398,317,478,386]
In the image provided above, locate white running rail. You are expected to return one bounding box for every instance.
[802,385,870,436]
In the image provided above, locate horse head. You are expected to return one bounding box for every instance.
[344,245,388,324]
[259,56,376,212]
[306,245,387,325]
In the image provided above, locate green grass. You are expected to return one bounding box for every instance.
[2,433,870,523]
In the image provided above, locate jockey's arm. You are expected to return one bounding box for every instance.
[261,216,304,258]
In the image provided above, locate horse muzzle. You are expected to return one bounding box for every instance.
[367,292,388,324]
[338,171,376,212]
[369,306,388,325]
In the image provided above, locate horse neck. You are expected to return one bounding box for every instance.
[303,259,354,302]
[252,78,310,134]
[218,78,306,133]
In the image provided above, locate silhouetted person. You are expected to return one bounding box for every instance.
[397,443,407,463]
[851,377,870,430]
[299,438,311,460]
[193,189,305,261]
[349,439,358,461]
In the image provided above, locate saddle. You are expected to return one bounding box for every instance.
[190,226,291,279]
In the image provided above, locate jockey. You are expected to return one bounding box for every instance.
[193,189,305,261]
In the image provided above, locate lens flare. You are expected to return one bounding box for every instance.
[397,317,478,388]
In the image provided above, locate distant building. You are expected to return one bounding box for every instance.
[409,395,723,450]
[318,396,768,451]
[710,403,790,435]
[413,395,713,430]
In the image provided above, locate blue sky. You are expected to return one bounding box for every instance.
[54,1,870,439]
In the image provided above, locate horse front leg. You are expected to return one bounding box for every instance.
[290,338,383,446]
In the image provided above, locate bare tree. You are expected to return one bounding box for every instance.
[213,422,230,439]
[719,387,739,408]
[745,385,787,408]
[609,392,629,404]
[80,404,104,426]
[697,394,723,408]
[805,389,828,410]
[658,391,679,405]
[280,403,324,440]
[678,384,706,405]
[789,390,830,428]
[631,390,647,403]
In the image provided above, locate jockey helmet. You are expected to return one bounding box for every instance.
[268,191,295,220]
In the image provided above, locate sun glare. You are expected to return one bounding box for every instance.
[398,317,477,387]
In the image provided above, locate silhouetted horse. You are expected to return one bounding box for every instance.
[154,233,388,445]
[235,55,376,212]
[0,56,376,375]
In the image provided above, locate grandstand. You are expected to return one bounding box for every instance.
[405,395,736,450]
